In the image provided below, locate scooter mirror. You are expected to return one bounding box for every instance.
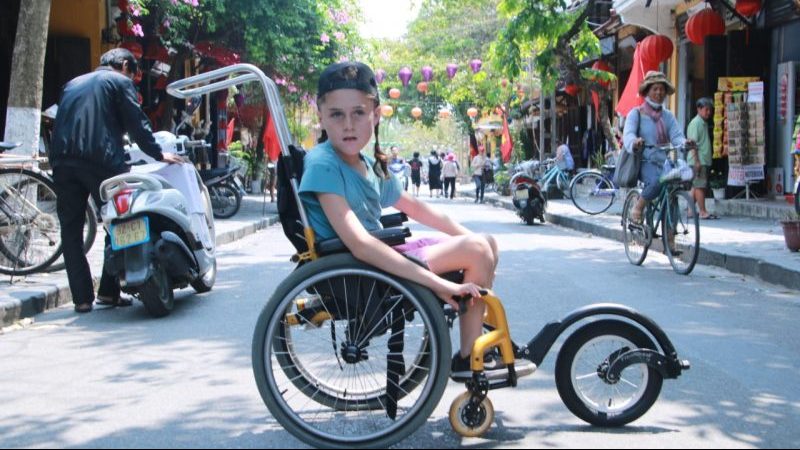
[186,96,202,115]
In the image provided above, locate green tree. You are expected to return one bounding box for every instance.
[127,0,361,130]
[363,0,517,134]
[492,0,619,152]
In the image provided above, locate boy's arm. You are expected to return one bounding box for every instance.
[318,193,478,306]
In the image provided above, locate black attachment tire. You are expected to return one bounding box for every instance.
[555,319,663,427]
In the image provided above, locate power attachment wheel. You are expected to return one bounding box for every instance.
[449,391,494,438]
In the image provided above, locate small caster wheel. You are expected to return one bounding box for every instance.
[448,391,494,438]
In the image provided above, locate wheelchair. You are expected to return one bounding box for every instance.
[166,65,691,449]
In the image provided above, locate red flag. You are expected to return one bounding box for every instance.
[500,113,513,163]
[262,110,281,162]
[468,122,479,159]
[592,91,601,119]
[615,44,660,118]
[226,117,235,146]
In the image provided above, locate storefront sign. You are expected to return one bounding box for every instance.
[728,164,765,186]
[779,72,789,123]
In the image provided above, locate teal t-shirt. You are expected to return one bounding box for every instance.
[299,141,403,241]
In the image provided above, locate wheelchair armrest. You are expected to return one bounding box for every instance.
[379,212,408,228]
[316,227,412,257]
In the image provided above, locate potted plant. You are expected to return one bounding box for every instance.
[781,211,800,252]
[228,142,259,192]
[709,168,726,200]
[494,170,511,196]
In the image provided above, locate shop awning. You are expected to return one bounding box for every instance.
[613,0,682,34]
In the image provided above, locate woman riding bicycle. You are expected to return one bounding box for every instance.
[623,71,694,224]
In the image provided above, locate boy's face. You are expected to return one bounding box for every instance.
[318,89,380,157]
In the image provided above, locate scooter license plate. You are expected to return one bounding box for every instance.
[110,217,150,250]
[514,189,529,200]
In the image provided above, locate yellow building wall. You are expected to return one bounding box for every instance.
[49,0,108,67]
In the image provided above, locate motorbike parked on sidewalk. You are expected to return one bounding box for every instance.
[174,104,245,219]
[99,130,217,317]
[510,160,546,225]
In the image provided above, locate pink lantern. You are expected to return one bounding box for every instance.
[411,107,423,119]
[467,107,478,118]
[398,67,413,87]
[470,59,482,74]
[421,66,433,82]
[375,69,386,84]
[389,88,401,99]
[417,81,428,94]
[446,63,458,79]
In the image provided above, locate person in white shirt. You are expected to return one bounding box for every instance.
[471,146,487,203]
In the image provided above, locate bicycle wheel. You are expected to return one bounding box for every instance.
[210,183,241,219]
[556,172,572,199]
[663,190,699,275]
[47,203,97,272]
[252,253,451,449]
[622,190,649,266]
[0,169,63,275]
[570,171,615,215]
[555,320,663,427]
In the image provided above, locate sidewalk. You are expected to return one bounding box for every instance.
[0,194,279,328]
[458,183,800,292]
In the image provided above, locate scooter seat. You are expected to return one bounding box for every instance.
[0,141,22,152]
[198,168,233,179]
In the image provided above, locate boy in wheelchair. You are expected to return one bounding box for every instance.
[298,62,534,380]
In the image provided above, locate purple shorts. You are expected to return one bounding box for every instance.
[393,237,444,267]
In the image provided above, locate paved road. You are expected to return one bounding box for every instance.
[1,198,798,448]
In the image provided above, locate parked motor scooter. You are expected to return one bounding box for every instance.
[510,160,546,225]
[175,108,245,219]
[99,130,217,317]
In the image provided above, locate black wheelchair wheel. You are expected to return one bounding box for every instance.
[555,320,663,427]
[252,253,451,449]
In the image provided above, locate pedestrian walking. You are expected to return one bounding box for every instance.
[471,146,487,203]
[428,150,442,197]
[442,153,459,199]
[50,48,183,313]
[409,152,423,196]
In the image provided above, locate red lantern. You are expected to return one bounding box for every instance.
[735,0,761,17]
[564,84,581,96]
[416,81,428,94]
[389,88,401,99]
[640,35,673,65]
[685,8,725,46]
[591,60,612,88]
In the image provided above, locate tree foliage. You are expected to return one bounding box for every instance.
[491,0,620,152]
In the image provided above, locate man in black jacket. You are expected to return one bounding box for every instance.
[50,48,183,313]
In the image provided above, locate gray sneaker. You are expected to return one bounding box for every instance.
[450,352,537,382]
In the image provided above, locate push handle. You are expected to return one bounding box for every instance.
[166,63,294,159]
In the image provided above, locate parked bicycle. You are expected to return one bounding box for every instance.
[569,164,619,215]
[621,144,700,275]
[0,142,96,276]
[539,158,573,199]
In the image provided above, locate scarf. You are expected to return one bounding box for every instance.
[640,98,669,145]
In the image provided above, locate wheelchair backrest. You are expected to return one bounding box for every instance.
[277,144,310,254]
